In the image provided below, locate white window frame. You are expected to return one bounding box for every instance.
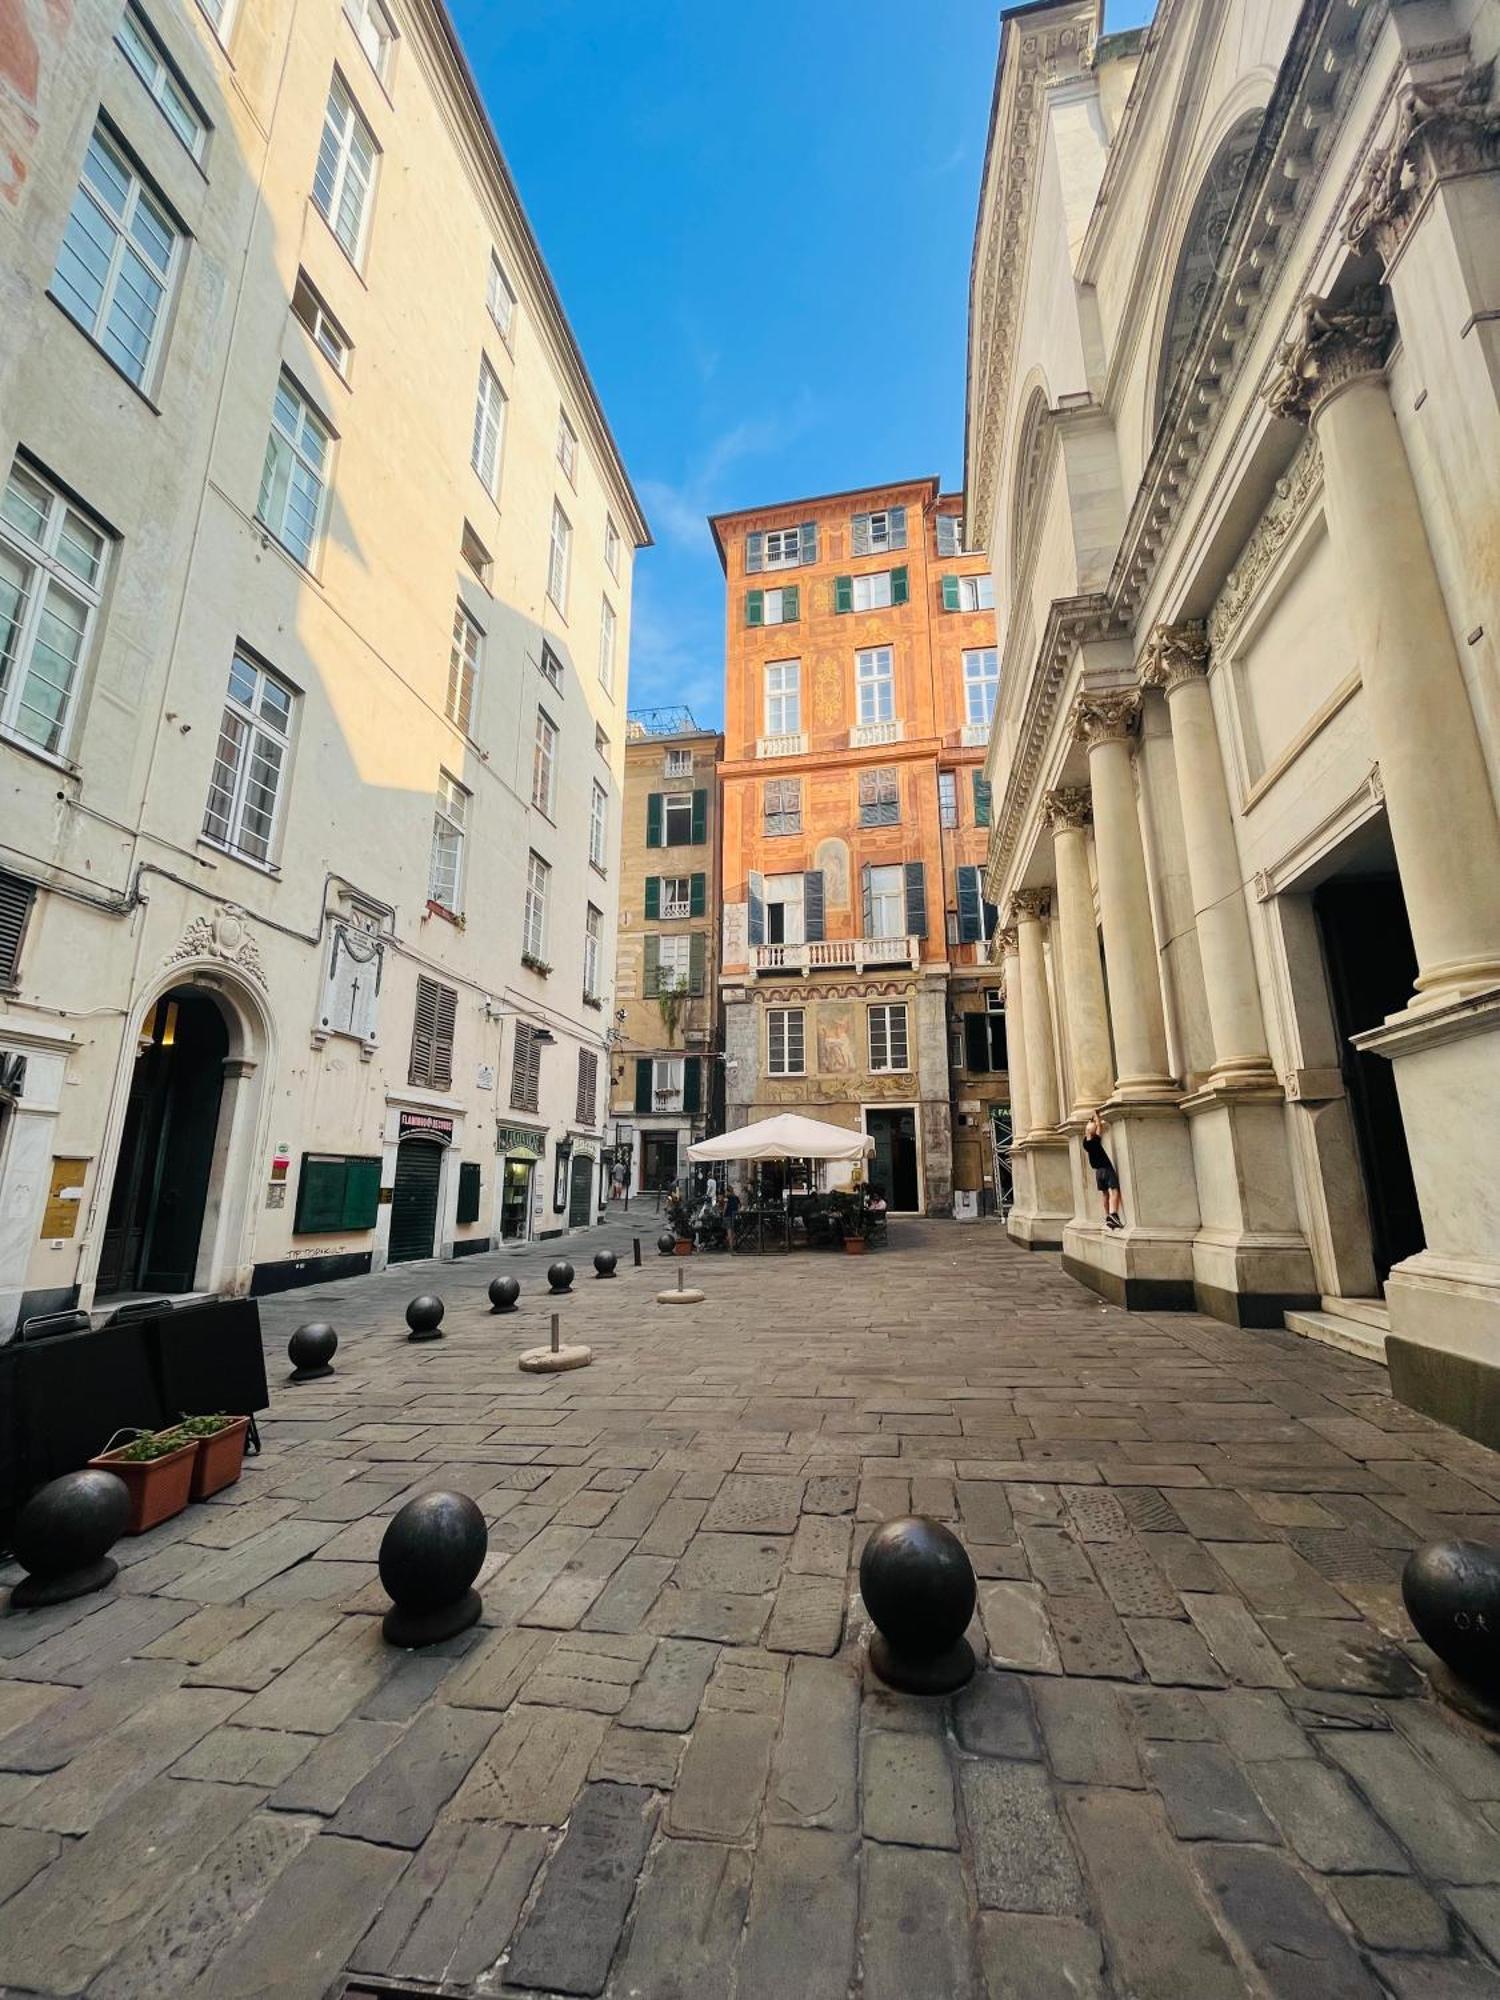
[117,6,209,159]
[257,370,332,569]
[938,770,958,828]
[548,499,572,613]
[853,506,907,555]
[0,459,109,763]
[201,648,295,863]
[52,123,181,392]
[461,519,492,587]
[291,269,351,376]
[662,791,694,846]
[448,600,481,734]
[532,707,558,818]
[471,357,506,498]
[523,850,550,961]
[605,513,622,580]
[765,873,805,948]
[762,527,804,570]
[598,595,616,694]
[661,874,691,919]
[868,863,905,940]
[427,769,468,911]
[312,72,378,268]
[664,746,693,779]
[195,0,235,44]
[539,641,563,692]
[856,646,894,726]
[557,409,579,485]
[964,648,999,728]
[761,585,796,626]
[584,902,603,1000]
[342,0,395,82]
[657,933,692,987]
[589,780,608,871]
[653,1055,685,1106]
[851,570,894,612]
[486,249,517,344]
[767,1007,806,1077]
[959,574,996,612]
[868,1002,910,1074]
[764,659,800,736]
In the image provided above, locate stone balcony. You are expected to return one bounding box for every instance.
[756,732,807,758]
[752,934,919,975]
[849,719,903,749]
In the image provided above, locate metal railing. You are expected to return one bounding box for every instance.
[752,934,919,974]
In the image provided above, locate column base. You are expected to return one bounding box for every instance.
[1180,1084,1318,1329]
[1062,1222,1197,1313]
[1006,1136,1071,1251]
[1386,1255,1500,1450]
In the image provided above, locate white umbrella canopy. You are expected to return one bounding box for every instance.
[688,1113,875,1164]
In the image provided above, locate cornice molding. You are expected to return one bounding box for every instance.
[1208,439,1323,652]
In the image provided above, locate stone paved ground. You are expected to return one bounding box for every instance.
[5,1218,1500,1997]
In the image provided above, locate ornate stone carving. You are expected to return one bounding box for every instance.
[1072,690,1140,749]
[167,906,267,987]
[1265,286,1396,425]
[1138,620,1210,692]
[995,926,1020,957]
[1346,63,1500,263]
[1208,441,1323,651]
[1042,786,1093,833]
[1010,889,1052,924]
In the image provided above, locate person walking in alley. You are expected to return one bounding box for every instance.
[1083,1109,1124,1230]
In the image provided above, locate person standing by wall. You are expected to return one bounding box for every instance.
[1083,1110,1123,1231]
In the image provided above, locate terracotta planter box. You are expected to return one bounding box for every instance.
[673,1240,694,1256]
[188,1416,251,1500]
[88,1435,197,1534]
[843,1236,868,1255]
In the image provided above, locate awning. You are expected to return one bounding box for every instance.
[504,1147,542,1164]
[687,1113,875,1164]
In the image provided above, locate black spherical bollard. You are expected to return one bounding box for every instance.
[405,1294,445,1342]
[288,1321,337,1381]
[657,1231,676,1257]
[378,1490,487,1647]
[9,1470,130,1609]
[488,1275,520,1314]
[1403,1538,1500,1725]
[860,1515,977,1695]
[547,1260,574,1294]
[594,1249,618,1280]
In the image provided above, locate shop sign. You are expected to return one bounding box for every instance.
[496,1123,544,1156]
[399,1109,454,1142]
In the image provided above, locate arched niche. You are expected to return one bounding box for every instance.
[1154,111,1263,433]
[1009,387,1050,586]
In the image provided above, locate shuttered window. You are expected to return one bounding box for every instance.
[408,975,456,1090]
[472,359,506,496]
[746,523,816,573]
[0,871,35,986]
[851,506,906,556]
[511,1020,542,1113]
[972,771,993,827]
[576,1047,598,1126]
[956,865,998,944]
[858,767,900,827]
[937,513,964,555]
[456,1159,481,1224]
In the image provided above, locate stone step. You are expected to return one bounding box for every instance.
[1283,1307,1387,1364]
[1320,1294,1390,1332]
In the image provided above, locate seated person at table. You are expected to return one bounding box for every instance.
[724,1185,742,1222]
[866,1184,888,1217]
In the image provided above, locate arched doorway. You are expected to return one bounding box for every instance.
[390,1136,443,1263]
[98,988,229,1296]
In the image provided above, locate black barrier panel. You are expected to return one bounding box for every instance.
[152,1297,269,1424]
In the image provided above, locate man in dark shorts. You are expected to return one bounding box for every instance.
[1083,1109,1123,1230]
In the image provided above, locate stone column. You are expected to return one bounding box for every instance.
[1139,622,1275,1089]
[1073,692,1177,1098]
[1267,287,1500,1006]
[1042,788,1113,1114]
[997,928,1031,1143]
[1011,891,1060,1134]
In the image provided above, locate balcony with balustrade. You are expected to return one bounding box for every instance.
[752,934,919,975]
[849,719,903,749]
[756,732,807,759]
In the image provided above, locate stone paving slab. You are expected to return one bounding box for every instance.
[5,1216,1500,1993]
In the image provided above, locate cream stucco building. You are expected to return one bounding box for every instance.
[967,0,1500,1416]
[0,0,647,1335]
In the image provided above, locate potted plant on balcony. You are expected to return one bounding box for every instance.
[176,1412,252,1500]
[88,1426,198,1533]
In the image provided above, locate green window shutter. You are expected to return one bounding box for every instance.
[341,1156,382,1229]
[988,1012,1009,1069]
[646,792,663,847]
[689,872,706,917]
[964,1012,991,1073]
[783,584,799,622]
[803,870,825,942]
[972,773,993,827]
[834,575,853,615]
[690,788,707,844]
[746,589,764,627]
[644,876,660,920]
[799,522,818,564]
[904,861,928,939]
[456,1160,481,1225]
[683,1055,702,1114]
[941,575,960,612]
[956,865,982,943]
[294,1155,347,1233]
[891,565,909,606]
[634,1057,653,1113]
[689,931,706,996]
[643,934,660,998]
[861,864,873,940]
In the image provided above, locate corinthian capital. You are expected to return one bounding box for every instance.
[1042,786,1093,833]
[1010,888,1052,924]
[1139,619,1210,692]
[1346,63,1500,264]
[1072,690,1140,749]
[1265,287,1395,425]
[994,925,1019,957]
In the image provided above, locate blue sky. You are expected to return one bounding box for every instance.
[448,0,1156,728]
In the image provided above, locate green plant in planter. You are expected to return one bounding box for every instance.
[114,1428,191,1462]
[827,1190,870,1240]
[175,1413,237,1438]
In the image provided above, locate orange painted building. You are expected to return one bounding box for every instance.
[711,477,1012,1212]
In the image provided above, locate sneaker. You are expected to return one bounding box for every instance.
[1106,1214,1123,1230]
